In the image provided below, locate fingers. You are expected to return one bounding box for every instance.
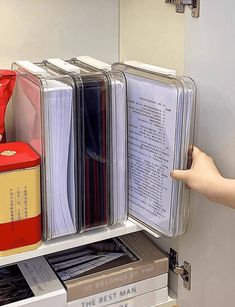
[170,169,190,182]
[191,146,202,158]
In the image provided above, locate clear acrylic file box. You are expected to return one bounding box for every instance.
[11,61,78,240]
[43,59,128,229]
[39,58,112,231]
[67,56,128,226]
[112,61,196,238]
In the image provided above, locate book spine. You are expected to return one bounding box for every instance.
[69,262,168,301]
[107,287,168,307]
[68,273,167,306]
[19,257,65,296]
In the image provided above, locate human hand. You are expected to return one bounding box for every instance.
[170,146,224,202]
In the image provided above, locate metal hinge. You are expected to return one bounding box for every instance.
[165,0,200,18]
[169,248,191,291]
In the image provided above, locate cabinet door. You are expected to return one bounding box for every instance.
[178,1,235,306]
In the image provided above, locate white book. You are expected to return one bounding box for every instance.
[0,257,66,307]
[68,273,168,307]
[107,287,168,307]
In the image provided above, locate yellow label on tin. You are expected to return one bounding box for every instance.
[0,167,40,224]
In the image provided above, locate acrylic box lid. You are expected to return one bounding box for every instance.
[0,142,40,172]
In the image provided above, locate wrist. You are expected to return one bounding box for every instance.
[205,175,226,203]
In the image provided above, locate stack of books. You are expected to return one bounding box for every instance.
[0,257,66,307]
[0,232,171,307]
[46,232,169,307]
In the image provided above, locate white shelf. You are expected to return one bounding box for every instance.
[155,291,177,307]
[128,217,161,239]
[0,220,142,267]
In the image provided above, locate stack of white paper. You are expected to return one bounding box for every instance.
[43,80,76,238]
[111,79,127,224]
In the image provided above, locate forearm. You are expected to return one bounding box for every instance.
[207,177,235,209]
[171,146,235,209]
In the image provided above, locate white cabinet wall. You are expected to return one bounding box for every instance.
[120,0,185,74]
[179,1,235,306]
[0,0,119,68]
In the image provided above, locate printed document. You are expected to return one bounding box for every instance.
[127,74,179,232]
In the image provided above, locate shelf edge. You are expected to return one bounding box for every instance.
[0,220,142,267]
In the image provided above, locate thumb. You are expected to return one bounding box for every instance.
[170,169,190,182]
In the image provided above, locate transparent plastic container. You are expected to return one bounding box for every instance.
[44,59,110,231]
[11,61,77,240]
[68,57,128,226]
[112,61,196,238]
